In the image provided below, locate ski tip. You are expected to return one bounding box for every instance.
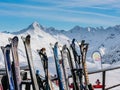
[72,38,76,43]
[25,34,31,43]
[1,45,11,54]
[77,42,81,45]
[1,46,4,49]
[8,36,18,43]
[55,42,58,46]
[1,44,11,51]
[1,46,5,53]
[37,48,46,55]
[21,34,30,42]
[21,36,25,41]
[26,34,31,39]
[8,38,12,42]
[40,48,46,52]
[1,46,4,51]
[62,44,67,50]
[37,49,42,54]
[50,43,54,48]
[5,44,11,48]
[12,36,19,41]
[58,45,62,51]
[81,40,85,44]
[67,40,70,43]
[37,49,40,53]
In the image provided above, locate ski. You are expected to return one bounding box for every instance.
[52,42,64,90]
[21,35,39,90]
[37,48,54,90]
[1,45,15,90]
[9,36,21,90]
[79,40,94,90]
[71,39,84,90]
[62,45,80,90]
[60,45,70,90]
[71,39,79,69]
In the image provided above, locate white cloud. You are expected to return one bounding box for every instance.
[30,0,120,9]
[0,2,119,19]
[0,2,54,11]
[0,1,120,27]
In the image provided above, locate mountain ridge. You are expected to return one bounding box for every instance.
[2,21,120,35]
[0,21,120,65]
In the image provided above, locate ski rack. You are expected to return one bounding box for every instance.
[0,65,29,75]
[0,65,120,90]
[49,66,120,90]
[88,66,120,90]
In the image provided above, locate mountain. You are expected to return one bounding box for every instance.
[12,21,44,34]
[1,21,120,73]
[1,21,120,89]
[0,21,70,74]
[45,24,120,64]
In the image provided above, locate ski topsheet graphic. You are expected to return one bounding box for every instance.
[71,39,84,90]
[21,35,39,90]
[1,45,15,90]
[60,45,70,90]
[37,48,54,90]
[63,45,80,90]
[9,36,21,90]
[79,40,94,90]
[52,42,64,90]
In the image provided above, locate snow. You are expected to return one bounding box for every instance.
[0,21,120,89]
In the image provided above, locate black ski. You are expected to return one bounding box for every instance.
[63,45,80,90]
[71,39,84,90]
[37,48,54,90]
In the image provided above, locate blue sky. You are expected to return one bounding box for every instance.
[0,0,120,32]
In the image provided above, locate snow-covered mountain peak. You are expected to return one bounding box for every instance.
[69,26,98,33]
[28,21,44,30]
[2,21,120,65]
[70,25,83,31]
[32,21,39,27]
[12,21,45,35]
[47,27,56,31]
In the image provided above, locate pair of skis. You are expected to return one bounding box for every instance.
[50,41,81,90]
[51,42,80,90]
[37,48,54,90]
[70,39,84,90]
[58,39,94,90]
[1,45,15,90]
[79,40,94,90]
[1,36,21,90]
[70,39,94,90]
[52,42,65,90]
[62,45,80,90]
[21,35,40,90]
